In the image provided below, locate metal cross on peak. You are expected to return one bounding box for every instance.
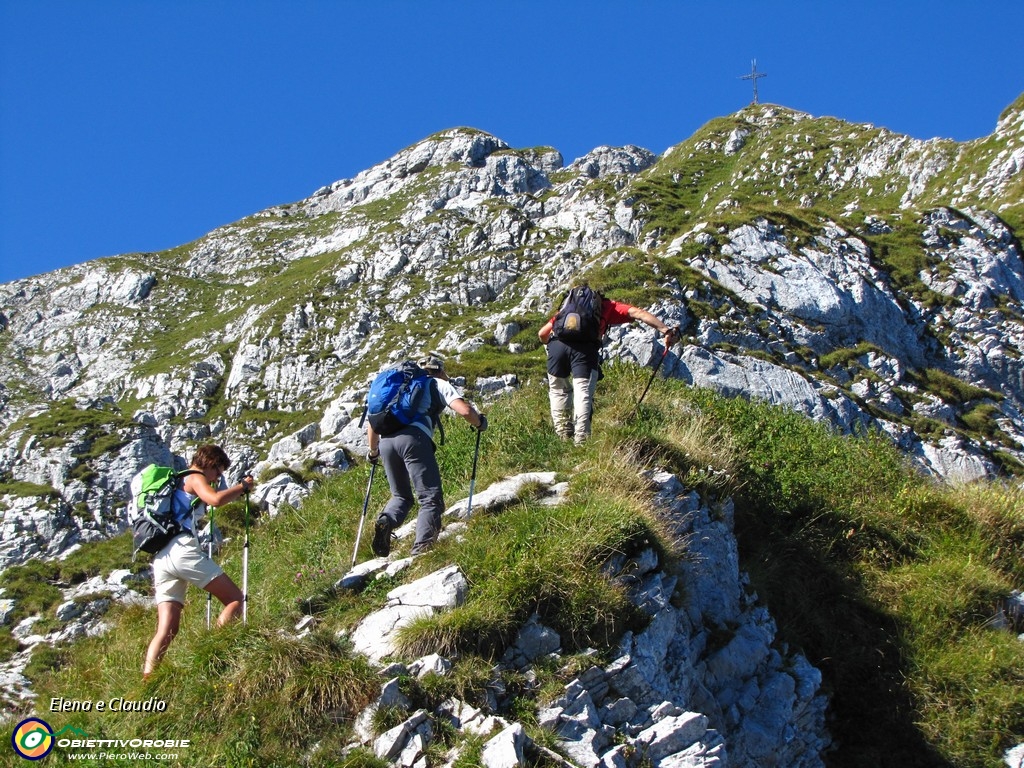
[740,59,767,105]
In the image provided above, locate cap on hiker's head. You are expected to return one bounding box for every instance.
[419,355,445,374]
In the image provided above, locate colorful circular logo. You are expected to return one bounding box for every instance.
[11,718,54,761]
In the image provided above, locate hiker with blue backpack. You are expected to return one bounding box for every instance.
[365,356,486,558]
[539,283,679,444]
[141,445,255,678]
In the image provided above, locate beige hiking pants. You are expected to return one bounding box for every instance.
[548,371,599,445]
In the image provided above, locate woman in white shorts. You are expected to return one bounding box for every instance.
[143,445,255,678]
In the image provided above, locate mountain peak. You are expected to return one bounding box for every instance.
[996,92,1024,136]
[0,97,1022,569]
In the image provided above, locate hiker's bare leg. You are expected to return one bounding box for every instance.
[144,600,183,675]
[204,573,243,626]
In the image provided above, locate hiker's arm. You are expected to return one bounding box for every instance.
[185,474,253,507]
[538,320,554,344]
[367,425,380,461]
[450,397,484,429]
[627,306,677,343]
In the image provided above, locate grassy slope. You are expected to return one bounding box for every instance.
[12,364,1023,768]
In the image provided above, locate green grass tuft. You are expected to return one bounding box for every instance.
[16,368,1024,766]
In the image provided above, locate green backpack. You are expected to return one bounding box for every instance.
[128,464,201,556]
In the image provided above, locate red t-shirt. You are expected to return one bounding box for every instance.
[599,299,633,335]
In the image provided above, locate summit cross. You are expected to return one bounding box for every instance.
[740,59,767,104]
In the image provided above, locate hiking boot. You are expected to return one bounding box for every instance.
[410,538,436,557]
[371,518,393,557]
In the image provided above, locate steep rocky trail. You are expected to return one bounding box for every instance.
[326,470,829,768]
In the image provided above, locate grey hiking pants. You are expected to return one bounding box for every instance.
[379,426,444,554]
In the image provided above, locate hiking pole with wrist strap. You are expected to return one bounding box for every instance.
[465,425,482,517]
[206,507,216,630]
[630,327,680,419]
[242,490,250,624]
[351,463,377,568]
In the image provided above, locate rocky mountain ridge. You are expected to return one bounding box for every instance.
[0,96,1022,572]
[337,469,829,768]
[1,96,1023,767]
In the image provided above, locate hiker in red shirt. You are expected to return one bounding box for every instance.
[538,284,678,444]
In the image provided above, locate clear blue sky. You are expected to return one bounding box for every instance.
[1,0,1021,285]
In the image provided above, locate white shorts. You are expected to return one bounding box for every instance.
[152,533,224,605]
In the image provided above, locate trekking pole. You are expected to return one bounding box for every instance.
[465,426,482,517]
[206,507,215,630]
[351,463,377,568]
[242,490,250,624]
[630,327,680,419]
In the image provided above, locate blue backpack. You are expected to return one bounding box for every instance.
[363,360,445,439]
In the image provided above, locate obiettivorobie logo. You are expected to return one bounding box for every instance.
[11,718,190,761]
[10,718,87,761]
